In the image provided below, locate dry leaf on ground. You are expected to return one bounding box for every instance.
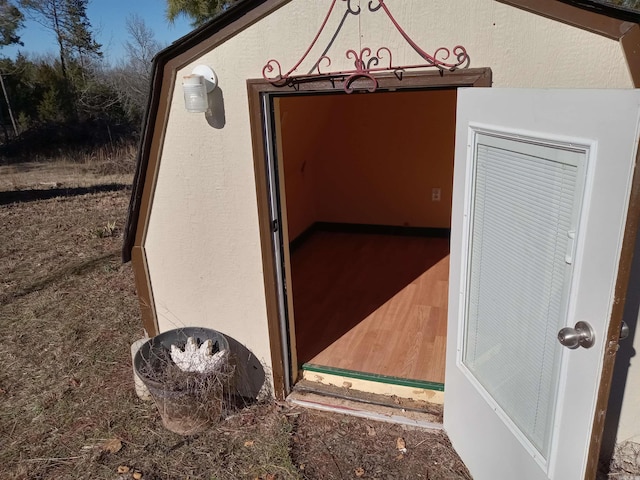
[396,437,406,450]
[101,438,122,454]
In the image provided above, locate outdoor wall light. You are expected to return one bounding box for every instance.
[182,65,218,113]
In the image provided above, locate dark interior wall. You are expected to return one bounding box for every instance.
[276,89,457,240]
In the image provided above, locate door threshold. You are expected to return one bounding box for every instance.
[302,364,445,405]
[288,384,443,430]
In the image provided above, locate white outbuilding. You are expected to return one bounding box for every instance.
[123,1,640,478]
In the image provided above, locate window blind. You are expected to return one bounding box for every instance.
[463,134,584,457]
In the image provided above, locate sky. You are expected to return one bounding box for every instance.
[2,0,194,64]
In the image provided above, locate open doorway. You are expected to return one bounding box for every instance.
[271,88,457,390]
[248,69,492,399]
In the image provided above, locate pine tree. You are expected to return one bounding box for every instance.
[608,0,640,9]
[0,0,23,48]
[166,0,238,28]
[19,0,102,122]
[19,0,101,81]
[63,0,101,66]
[0,1,23,138]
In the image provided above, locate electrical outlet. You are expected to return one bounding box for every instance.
[432,188,441,202]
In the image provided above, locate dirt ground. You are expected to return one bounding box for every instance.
[0,160,472,479]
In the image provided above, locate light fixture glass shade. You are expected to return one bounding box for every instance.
[183,74,209,113]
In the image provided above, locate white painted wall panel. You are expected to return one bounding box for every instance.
[143,0,634,398]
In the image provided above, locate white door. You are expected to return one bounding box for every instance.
[445,89,640,480]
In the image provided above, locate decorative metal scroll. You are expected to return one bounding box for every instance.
[262,0,469,93]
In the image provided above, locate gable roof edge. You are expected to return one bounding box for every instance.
[496,0,636,39]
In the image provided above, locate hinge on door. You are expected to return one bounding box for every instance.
[272,219,279,232]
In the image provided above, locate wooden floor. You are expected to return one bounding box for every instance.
[290,231,449,384]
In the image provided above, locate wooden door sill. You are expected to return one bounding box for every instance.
[289,380,443,429]
[302,364,445,404]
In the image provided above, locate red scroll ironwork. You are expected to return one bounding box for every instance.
[262,0,469,93]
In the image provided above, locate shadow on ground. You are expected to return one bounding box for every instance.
[0,183,130,205]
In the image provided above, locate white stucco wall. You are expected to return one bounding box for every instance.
[143,0,636,436]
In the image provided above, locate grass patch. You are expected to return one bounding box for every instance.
[0,141,137,193]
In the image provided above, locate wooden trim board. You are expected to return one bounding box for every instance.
[304,364,445,392]
[301,369,445,405]
[290,222,451,251]
[585,132,640,477]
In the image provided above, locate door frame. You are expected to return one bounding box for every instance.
[247,67,492,400]
[587,127,640,474]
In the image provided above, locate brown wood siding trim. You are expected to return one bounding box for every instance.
[133,68,173,249]
[248,68,492,399]
[585,139,640,480]
[247,81,287,400]
[123,55,165,261]
[496,0,635,39]
[246,68,493,93]
[621,23,640,87]
[131,246,159,336]
[273,98,299,384]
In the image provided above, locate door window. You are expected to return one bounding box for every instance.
[463,133,587,460]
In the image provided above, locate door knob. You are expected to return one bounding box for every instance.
[558,321,595,349]
[620,321,630,341]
